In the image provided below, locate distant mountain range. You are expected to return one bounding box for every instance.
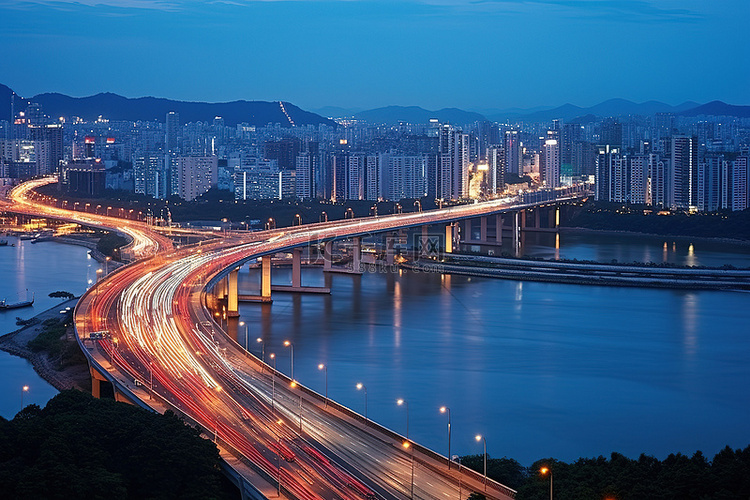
[0,84,336,128]
[3,83,749,127]
[316,98,750,124]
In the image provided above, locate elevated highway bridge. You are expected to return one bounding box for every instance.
[4,176,589,500]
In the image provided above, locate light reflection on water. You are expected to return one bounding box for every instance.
[1,232,748,465]
[235,235,750,465]
[0,237,95,419]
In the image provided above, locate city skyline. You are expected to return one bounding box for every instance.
[1,0,748,110]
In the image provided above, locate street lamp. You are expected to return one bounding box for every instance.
[476,434,487,491]
[257,337,264,364]
[414,200,422,213]
[440,406,451,469]
[318,363,328,406]
[402,440,414,499]
[239,321,247,350]
[269,353,276,414]
[21,385,29,410]
[540,467,553,500]
[356,382,367,422]
[283,340,294,380]
[397,398,409,439]
[294,213,302,226]
[345,207,354,219]
[320,211,328,223]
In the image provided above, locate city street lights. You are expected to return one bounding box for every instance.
[318,363,328,406]
[476,434,487,491]
[319,211,328,223]
[21,385,29,410]
[345,208,354,219]
[397,398,409,438]
[283,340,294,380]
[440,406,451,469]
[239,321,247,349]
[269,353,276,414]
[540,467,553,500]
[414,200,422,213]
[257,337,264,364]
[293,213,302,226]
[356,383,367,422]
[402,440,414,499]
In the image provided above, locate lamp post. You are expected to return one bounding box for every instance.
[239,321,247,350]
[440,406,451,469]
[257,337,264,364]
[397,398,409,439]
[269,353,276,414]
[320,211,328,223]
[452,455,463,500]
[294,214,302,226]
[21,385,29,410]
[318,363,328,407]
[283,340,294,380]
[475,434,487,491]
[402,440,414,499]
[540,467,553,500]
[414,200,422,213]
[356,383,367,422]
[149,362,154,400]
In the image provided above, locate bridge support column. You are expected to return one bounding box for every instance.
[480,216,488,242]
[292,248,302,288]
[553,206,560,230]
[323,241,333,272]
[512,211,520,248]
[535,209,541,229]
[352,237,361,272]
[227,268,239,317]
[445,224,453,254]
[261,256,272,299]
[495,214,503,244]
[90,365,111,399]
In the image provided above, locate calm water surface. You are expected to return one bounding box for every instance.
[2,233,748,467]
[0,236,97,419]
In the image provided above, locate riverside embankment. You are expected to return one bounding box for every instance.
[404,253,750,290]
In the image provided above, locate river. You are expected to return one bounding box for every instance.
[1,232,748,467]
[0,236,97,419]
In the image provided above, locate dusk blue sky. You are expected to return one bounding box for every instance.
[1,0,747,112]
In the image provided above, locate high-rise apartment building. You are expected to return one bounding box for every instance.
[504,130,522,175]
[669,136,698,210]
[543,130,560,188]
[177,156,218,201]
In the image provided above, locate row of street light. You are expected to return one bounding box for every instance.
[238,333,558,497]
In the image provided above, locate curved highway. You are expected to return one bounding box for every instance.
[6,178,587,500]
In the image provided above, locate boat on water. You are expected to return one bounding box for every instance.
[0,292,35,310]
[0,239,8,246]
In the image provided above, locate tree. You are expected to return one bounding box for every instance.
[48,291,75,300]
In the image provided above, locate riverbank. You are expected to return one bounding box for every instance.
[559,226,750,247]
[404,253,750,290]
[0,298,90,392]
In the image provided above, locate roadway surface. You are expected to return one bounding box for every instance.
[5,177,587,500]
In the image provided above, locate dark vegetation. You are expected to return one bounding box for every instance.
[96,232,129,259]
[26,311,86,369]
[48,291,75,300]
[0,390,234,500]
[566,201,750,241]
[461,448,750,500]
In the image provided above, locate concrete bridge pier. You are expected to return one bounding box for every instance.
[227,268,239,317]
[90,365,112,399]
[323,241,333,272]
[445,223,454,253]
[385,233,396,265]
